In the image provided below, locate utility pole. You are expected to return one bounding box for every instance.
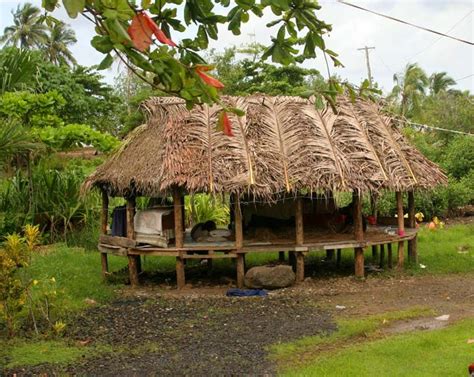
[357,46,375,86]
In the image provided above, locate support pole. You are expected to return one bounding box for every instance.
[407,191,418,264]
[279,251,285,262]
[234,196,243,250]
[353,191,365,278]
[295,197,304,246]
[173,188,185,289]
[126,197,139,287]
[370,193,378,263]
[295,197,305,282]
[236,253,245,288]
[387,243,393,269]
[326,249,335,261]
[100,190,109,277]
[396,191,405,269]
[379,244,385,268]
[336,249,342,267]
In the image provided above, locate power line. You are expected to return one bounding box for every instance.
[407,10,473,62]
[337,1,474,46]
[395,118,473,137]
[454,73,474,82]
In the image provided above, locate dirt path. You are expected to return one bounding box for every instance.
[7,273,474,376]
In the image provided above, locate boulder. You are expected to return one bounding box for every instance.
[244,265,295,289]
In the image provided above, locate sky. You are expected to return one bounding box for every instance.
[0,0,473,94]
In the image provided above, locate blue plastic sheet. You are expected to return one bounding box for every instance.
[226,288,267,297]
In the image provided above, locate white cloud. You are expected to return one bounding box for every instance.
[1,0,472,92]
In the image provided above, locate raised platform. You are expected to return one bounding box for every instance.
[99,226,418,257]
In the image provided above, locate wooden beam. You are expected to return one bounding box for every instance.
[234,196,244,249]
[99,235,137,248]
[407,191,418,264]
[336,249,341,267]
[126,197,140,287]
[100,190,109,277]
[396,191,405,269]
[289,251,296,272]
[353,191,364,278]
[295,197,304,246]
[296,252,305,283]
[236,253,245,288]
[372,245,378,264]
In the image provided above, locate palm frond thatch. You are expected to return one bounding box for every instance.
[83,95,447,199]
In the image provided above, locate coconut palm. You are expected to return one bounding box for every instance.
[45,21,77,66]
[429,72,456,95]
[0,3,48,49]
[390,63,429,116]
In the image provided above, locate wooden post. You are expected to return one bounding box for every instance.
[295,197,305,282]
[236,253,245,288]
[100,190,109,277]
[173,188,185,289]
[296,252,305,283]
[295,197,304,246]
[279,251,285,262]
[126,197,139,287]
[336,249,341,267]
[407,191,418,264]
[371,245,378,264]
[176,256,185,289]
[289,251,296,271]
[396,191,405,269]
[234,196,243,249]
[370,193,378,263]
[379,244,385,268]
[353,191,364,278]
[326,249,335,261]
[387,243,393,268]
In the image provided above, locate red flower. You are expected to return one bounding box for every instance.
[128,12,176,51]
[195,66,225,89]
[218,111,234,137]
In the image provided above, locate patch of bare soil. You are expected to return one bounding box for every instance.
[6,273,474,376]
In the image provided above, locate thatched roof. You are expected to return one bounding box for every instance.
[83,95,447,199]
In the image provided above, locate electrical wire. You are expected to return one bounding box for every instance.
[454,73,474,82]
[406,10,473,62]
[395,118,473,136]
[337,1,474,46]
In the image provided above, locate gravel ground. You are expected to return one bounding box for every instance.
[7,292,335,376]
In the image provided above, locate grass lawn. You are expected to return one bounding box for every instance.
[281,318,474,377]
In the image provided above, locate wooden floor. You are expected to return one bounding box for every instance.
[98,226,419,289]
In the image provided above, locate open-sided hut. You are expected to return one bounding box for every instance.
[83,95,447,288]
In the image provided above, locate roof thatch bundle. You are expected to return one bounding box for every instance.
[83,95,447,199]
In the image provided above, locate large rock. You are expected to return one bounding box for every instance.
[244,265,295,289]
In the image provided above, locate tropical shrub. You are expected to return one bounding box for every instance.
[185,194,230,227]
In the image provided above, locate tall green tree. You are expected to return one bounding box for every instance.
[45,21,77,66]
[0,3,48,49]
[429,72,456,95]
[390,63,429,117]
[0,48,36,94]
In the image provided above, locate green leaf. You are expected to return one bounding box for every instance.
[91,35,114,53]
[97,54,114,70]
[141,0,151,9]
[62,0,85,18]
[42,0,59,12]
[228,107,245,116]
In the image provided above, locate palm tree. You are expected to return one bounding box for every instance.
[390,63,429,116]
[429,72,456,95]
[0,3,48,48]
[45,21,77,66]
